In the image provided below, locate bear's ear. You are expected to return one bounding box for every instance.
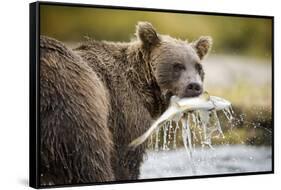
[192,36,212,60]
[136,22,160,47]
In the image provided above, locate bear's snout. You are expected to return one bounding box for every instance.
[184,82,203,97]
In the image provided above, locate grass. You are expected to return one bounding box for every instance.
[207,81,272,108]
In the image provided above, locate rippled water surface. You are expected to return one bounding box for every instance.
[140,145,272,179]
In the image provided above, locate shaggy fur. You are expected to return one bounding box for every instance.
[40,37,114,184]
[40,21,212,185]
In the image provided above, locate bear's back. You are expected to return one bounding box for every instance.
[75,40,153,180]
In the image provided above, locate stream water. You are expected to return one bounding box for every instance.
[143,106,272,178]
[140,145,272,179]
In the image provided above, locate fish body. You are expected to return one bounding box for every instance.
[129,92,231,148]
[177,95,230,111]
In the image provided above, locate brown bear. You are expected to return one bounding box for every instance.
[40,22,212,185]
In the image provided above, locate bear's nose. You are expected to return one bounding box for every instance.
[184,82,203,97]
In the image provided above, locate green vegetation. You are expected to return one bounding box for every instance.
[40,5,272,59]
[208,82,272,108]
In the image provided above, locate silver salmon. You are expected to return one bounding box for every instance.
[129,92,231,148]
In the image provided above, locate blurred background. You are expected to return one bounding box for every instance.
[40,4,272,177]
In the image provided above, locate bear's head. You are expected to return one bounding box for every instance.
[136,22,212,99]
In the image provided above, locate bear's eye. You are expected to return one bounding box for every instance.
[195,63,205,80]
[195,63,203,72]
[173,63,185,72]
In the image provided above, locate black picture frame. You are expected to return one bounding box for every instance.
[29,1,274,188]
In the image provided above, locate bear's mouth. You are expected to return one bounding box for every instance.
[162,89,203,102]
[161,90,174,103]
[181,90,203,98]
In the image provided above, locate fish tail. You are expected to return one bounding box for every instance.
[128,135,147,148]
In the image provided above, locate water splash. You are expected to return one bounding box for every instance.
[150,107,235,174]
[222,106,234,121]
[154,127,160,151]
[163,123,168,150]
[173,122,179,149]
[181,114,193,158]
[181,114,197,174]
[167,120,172,148]
[153,108,234,150]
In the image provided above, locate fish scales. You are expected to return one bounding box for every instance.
[129,92,231,148]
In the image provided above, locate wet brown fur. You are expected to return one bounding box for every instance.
[40,22,212,185]
[40,37,114,185]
